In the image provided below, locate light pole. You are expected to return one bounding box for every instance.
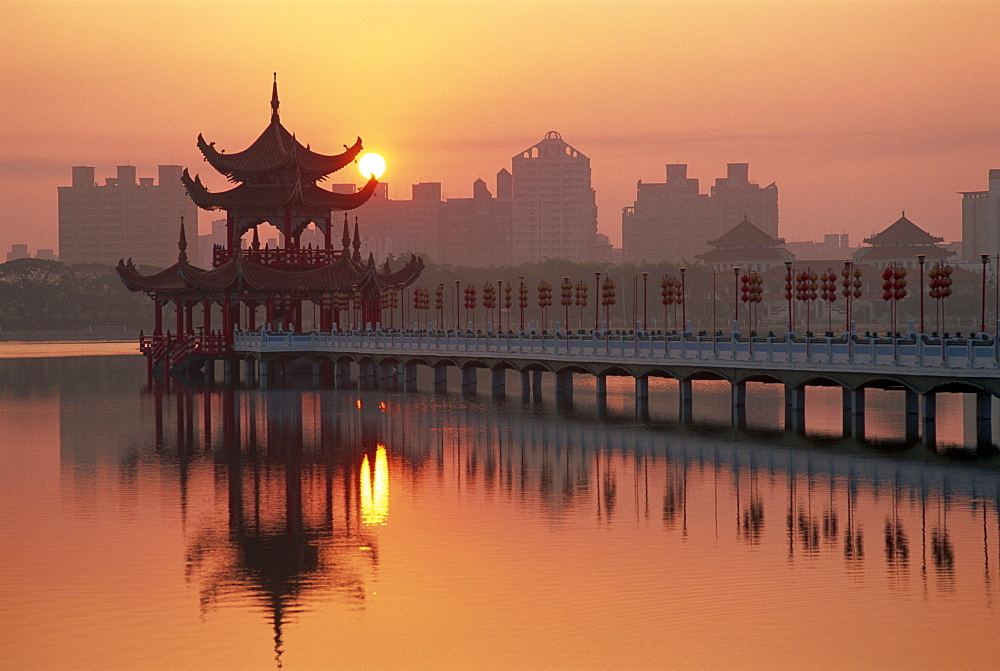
[784,261,793,333]
[679,267,687,332]
[982,254,990,334]
[593,271,601,330]
[641,272,649,330]
[733,266,741,331]
[454,279,460,330]
[519,276,526,331]
[917,254,926,334]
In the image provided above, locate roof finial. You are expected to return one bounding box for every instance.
[342,213,351,251]
[352,217,362,263]
[271,72,280,123]
[178,216,188,263]
[251,226,261,251]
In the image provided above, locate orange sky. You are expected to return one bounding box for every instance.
[1,0,998,257]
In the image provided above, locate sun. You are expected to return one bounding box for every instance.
[358,152,386,179]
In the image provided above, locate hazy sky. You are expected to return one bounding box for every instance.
[1,0,998,257]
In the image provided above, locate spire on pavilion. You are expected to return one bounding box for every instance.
[342,214,351,251]
[271,72,280,123]
[352,218,362,263]
[178,217,188,263]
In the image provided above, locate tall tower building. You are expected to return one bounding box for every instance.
[511,131,598,264]
[622,162,777,263]
[961,169,1000,262]
[58,165,198,267]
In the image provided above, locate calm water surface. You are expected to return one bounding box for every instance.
[2,349,1000,669]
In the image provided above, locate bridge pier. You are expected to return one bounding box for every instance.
[245,358,257,386]
[224,359,239,386]
[462,366,477,396]
[259,360,272,390]
[785,385,806,434]
[556,370,573,407]
[732,381,747,428]
[976,391,992,452]
[491,368,506,399]
[635,375,649,419]
[849,388,865,439]
[312,360,323,387]
[596,374,607,410]
[521,370,531,402]
[204,359,216,384]
[678,379,693,424]
[904,389,919,443]
[434,365,448,394]
[922,392,937,448]
[405,362,419,393]
[335,361,353,389]
[532,371,543,403]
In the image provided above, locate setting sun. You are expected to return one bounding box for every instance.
[358,152,386,179]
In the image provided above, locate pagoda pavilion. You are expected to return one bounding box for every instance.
[695,216,792,273]
[117,78,423,376]
[852,212,953,272]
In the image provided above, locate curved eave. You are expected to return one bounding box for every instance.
[181,169,377,212]
[116,258,204,292]
[197,123,363,183]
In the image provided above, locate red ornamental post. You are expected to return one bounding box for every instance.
[679,267,687,332]
[560,277,573,330]
[784,261,794,333]
[454,279,461,330]
[435,284,444,329]
[503,282,512,332]
[641,272,649,331]
[733,267,741,331]
[981,254,990,334]
[917,255,926,334]
[593,271,601,331]
[518,277,528,331]
[660,274,674,330]
[575,280,588,331]
[601,275,616,330]
[820,268,837,333]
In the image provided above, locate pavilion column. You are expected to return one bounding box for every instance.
[203,299,211,336]
[175,300,184,335]
[184,303,194,335]
[246,301,256,331]
[154,300,163,336]
[265,299,274,330]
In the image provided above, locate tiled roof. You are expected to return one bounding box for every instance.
[182,169,378,212]
[706,216,784,248]
[863,214,944,246]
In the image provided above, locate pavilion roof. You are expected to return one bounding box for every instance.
[116,250,424,296]
[196,79,364,184]
[706,216,785,249]
[695,247,790,262]
[181,169,378,212]
[863,214,944,246]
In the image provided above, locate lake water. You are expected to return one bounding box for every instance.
[2,347,1000,669]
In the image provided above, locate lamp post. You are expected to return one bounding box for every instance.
[917,254,926,334]
[784,261,793,333]
[593,271,601,330]
[733,266,741,331]
[518,276,526,331]
[454,279,460,330]
[641,271,649,330]
[679,267,687,332]
[982,254,991,334]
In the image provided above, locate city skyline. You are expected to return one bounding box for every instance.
[2,1,998,258]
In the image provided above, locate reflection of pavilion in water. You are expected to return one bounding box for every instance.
[150,383,389,666]
[149,379,1000,645]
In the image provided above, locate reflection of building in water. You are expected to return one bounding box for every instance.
[148,385,387,666]
[136,379,1000,657]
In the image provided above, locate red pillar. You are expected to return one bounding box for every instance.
[185,303,194,335]
[246,301,256,331]
[175,300,184,335]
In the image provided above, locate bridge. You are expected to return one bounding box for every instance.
[215,325,1000,451]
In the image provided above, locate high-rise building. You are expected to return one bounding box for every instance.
[511,131,599,264]
[622,162,778,263]
[961,169,1000,262]
[441,177,512,267]
[58,165,198,267]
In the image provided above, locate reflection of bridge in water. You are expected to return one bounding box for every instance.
[221,329,1000,451]
[152,378,1000,612]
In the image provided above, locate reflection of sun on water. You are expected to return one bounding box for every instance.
[361,443,390,525]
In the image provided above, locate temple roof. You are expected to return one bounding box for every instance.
[117,251,424,296]
[182,169,378,212]
[855,245,953,260]
[706,216,785,248]
[196,78,364,184]
[863,213,944,246]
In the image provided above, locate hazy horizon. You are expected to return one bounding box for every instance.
[2,0,998,256]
